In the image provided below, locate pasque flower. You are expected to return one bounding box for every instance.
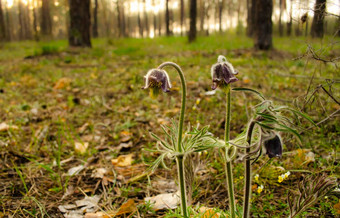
[142,69,172,98]
[263,133,283,158]
[211,55,239,90]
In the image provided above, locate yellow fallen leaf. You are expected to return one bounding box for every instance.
[111,154,134,167]
[0,122,19,132]
[74,142,89,154]
[199,207,221,218]
[53,77,72,90]
[334,201,340,214]
[115,199,136,216]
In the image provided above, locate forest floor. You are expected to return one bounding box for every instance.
[0,34,339,217]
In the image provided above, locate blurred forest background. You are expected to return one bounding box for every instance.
[0,0,339,44]
[0,0,339,217]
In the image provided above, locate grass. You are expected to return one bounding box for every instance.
[0,33,339,217]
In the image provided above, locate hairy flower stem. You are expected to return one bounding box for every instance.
[158,62,188,218]
[243,121,256,218]
[224,86,236,218]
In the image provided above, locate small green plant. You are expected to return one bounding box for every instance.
[208,55,319,218]
[142,62,216,217]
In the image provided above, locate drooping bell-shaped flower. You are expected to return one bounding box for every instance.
[211,55,239,90]
[142,69,172,98]
[263,134,283,158]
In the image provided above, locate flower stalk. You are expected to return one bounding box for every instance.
[224,86,236,218]
[157,62,188,218]
[243,120,256,218]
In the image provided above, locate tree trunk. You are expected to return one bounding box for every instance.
[153,0,157,37]
[41,0,52,36]
[218,0,224,33]
[278,0,285,36]
[254,0,273,50]
[311,0,326,38]
[116,0,122,37]
[121,2,126,37]
[33,0,39,41]
[0,0,6,41]
[143,0,149,37]
[158,9,162,36]
[68,0,91,47]
[24,1,32,39]
[246,0,256,37]
[286,0,293,36]
[165,0,170,36]
[199,0,204,33]
[92,0,98,38]
[137,0,143,37]
[188,0,197,42]
[18,1,24,40]
[5,3,10,41]
[180,0,184,35]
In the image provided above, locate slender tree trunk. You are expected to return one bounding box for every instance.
[32,0,39,41]
[116,0,122,37]
[5,4,10,41]
[0,0,6,41]
[153,0,157,37]
[246,0,255,37]
[92,0,98,38]
[188,0,197,42]
[41,0,52,36]
[100,0,110,37]
[278,0,284,36]
[311,0,326,38]
[199,0,204,33]
[218,0,224,33]
[158,9,162,36]
[165,0,170,36]
[180,0,184,35]
[68,0,91,47]
[254,0,273,50]
[304,0,309,37]
[137,0,143,37]
[24,1,32,39]
[143,0,149,37]
[18,1,24,40]
[286,0,292,36]
[121,2,126,37]
[205,2,211,36]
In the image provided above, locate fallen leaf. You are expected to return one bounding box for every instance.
[74,142,89,154]
[334,201,340,214]
[199,207,221,218]
[115,199,136,216]
[54,77,72,90]
[59,195,101,218]
[0,123,19,132]
[67,165,85,176]
[111,154,134,167]
[91,168,107,179]
[144,192,180,210]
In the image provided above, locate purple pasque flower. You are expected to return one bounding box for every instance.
[211,55,238,90]
[263,133,283,158]
[142,69,172,97]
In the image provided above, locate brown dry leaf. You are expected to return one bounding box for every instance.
[74,142,89,154]
[165,108,180,116]
[111,154,134,167]
[334,201,340,214]
[53,77,72,89]
[0,122,19,132]
[120,130,132,142]
[115,199,136,216]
